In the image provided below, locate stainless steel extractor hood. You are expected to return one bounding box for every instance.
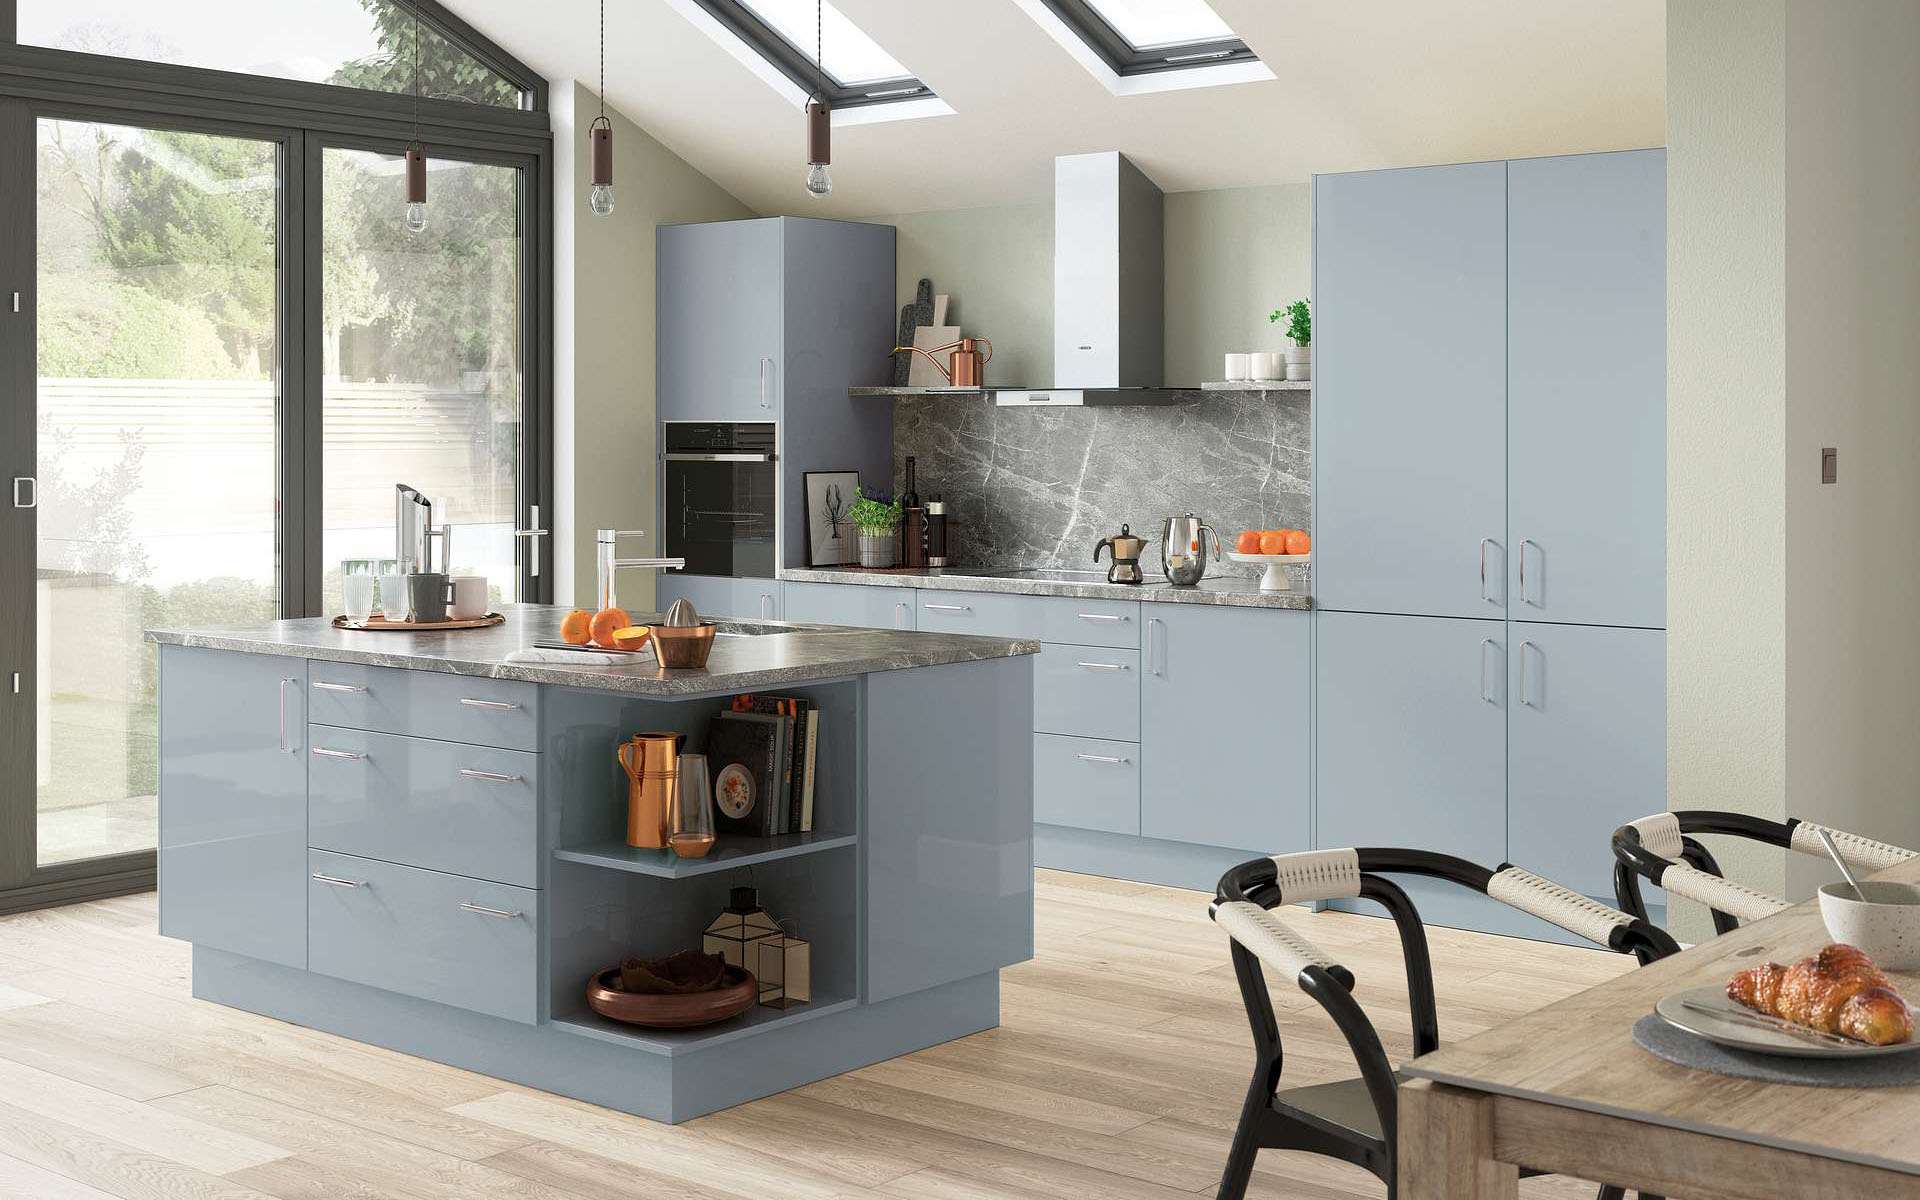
[993,151,1185,407]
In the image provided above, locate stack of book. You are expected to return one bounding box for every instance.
[704,695,820,838]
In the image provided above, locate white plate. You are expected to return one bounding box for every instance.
[1654,984,1920,1059]
[1224,549,1309,592]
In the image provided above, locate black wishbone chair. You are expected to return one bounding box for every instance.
[1209,847,1679,1200]
[1612,809,1920,958]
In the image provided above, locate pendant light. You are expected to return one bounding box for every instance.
[804,0,832,197]
[589,0,615,215]
[403,9,428,234]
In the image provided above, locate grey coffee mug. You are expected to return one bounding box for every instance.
[406,572,449,623]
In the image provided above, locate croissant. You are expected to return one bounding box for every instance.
[1727,943,1914,1045]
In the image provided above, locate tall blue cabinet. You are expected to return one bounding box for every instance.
[1313,149,1666,929]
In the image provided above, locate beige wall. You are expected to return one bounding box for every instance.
[1667,0,1920,932]
[865,183,1313,388]
[552,83,756,612]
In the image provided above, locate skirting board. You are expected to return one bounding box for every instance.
[193,946,999,1123]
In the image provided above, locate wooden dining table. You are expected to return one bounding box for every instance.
[1397,857,1920,1199]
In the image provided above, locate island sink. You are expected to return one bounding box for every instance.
[147,605,1036,1122]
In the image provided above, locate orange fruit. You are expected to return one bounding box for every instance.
[1258,531,1287,555]
[589,607,633,649]
[1234,530,1262,554]
[559,609,593,645]
[1284,530,1311,555]
[610,624,651,651]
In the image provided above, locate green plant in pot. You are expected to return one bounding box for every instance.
[1268,298,1311,382]
[849,487,903,568]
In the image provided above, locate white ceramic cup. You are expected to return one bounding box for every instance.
[1249,352,1280,381]
[1224,352,1251,381]
[449,575,490,620]
[1819,880,1920,969]
[378,570,409,619]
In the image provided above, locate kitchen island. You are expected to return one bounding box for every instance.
[146,605,1036,1123]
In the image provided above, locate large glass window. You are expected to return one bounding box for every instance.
[320,147,524,616]
[18,0,524,107]
[34,117,280,866]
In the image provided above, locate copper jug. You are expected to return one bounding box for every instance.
[889,337,994,388]
[617,732,684,849]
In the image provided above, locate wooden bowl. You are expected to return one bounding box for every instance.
[584,964,755,1028]
[649,622,716,669]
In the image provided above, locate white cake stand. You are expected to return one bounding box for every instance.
[1225,550,1310,592]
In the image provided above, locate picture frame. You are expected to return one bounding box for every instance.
[803,470,861,567]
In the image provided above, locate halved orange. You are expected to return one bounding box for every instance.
[610,624,652,652]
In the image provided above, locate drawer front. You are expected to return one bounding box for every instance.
[782,581,914,629]
[914,590,1140,648]
[307,728,540,888]
[306,662,538,750]
[1033,733,1140,835]
[1033,644,1140,741]
[307,850,539,1024]
[1030,596,1140,648]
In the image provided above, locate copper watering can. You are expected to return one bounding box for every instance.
[616,731,684,849]
[890,337,993,388]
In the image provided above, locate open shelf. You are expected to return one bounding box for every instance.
[849,385,986,397]
[1199,380,1311,392]
[554,831,857,879]
[551,989,858,1056]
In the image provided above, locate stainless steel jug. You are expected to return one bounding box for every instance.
[1160,512,1222,587]
[395,483,452,573]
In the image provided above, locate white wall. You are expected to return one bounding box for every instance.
[552,82,755,612]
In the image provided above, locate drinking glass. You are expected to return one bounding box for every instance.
[669,754,716,858]
[341,566,375,623]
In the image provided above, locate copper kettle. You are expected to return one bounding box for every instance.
[890,337,994,388]
[616,731,684,849]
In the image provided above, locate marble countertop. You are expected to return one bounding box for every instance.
[146,604,1037,698]
[780,566,1313,610]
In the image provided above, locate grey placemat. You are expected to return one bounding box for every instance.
[1632,1013,1920,1087]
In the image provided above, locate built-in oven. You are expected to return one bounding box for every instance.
[661,421,777,578]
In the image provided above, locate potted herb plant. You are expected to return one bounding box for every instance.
[849,487,903,568]
[1269,298,1310,381]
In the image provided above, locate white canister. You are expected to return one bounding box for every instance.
[1249,352,1280,381]
[1223,352,1251,382]
[449,575,490,620]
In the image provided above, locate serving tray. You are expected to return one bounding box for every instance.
[332,613,505,632]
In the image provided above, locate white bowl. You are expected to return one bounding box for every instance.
[1819,881,1920,969]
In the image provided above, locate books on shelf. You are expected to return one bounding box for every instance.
[708,694,819,836]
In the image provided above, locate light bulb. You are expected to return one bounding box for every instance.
[805,161,832,197]
[590,184,615,216]
[405,201,428,234]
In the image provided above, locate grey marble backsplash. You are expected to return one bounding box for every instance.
[892,389,1311,585]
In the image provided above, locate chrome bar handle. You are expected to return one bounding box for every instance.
[459,768,523,784]
[513,503,550,578]
[1075,661,1130,672]
[311,747,366,761]
[922,603,970,613]
[311,680,367,694]
[1075,612,1127,623]
[894,601,909,629]
[1075,753,1131,765]
[459,900,523,920]
[11,476,35,509]
[1479,538,1497,605]
[1519,641,1539,707]
[758,356,772,409]
[760,593,773,620]
[1148,617,1165,676]
[311,873,364,888]
[277,677,297,754]
[458,697,520,711]
[1479,638,1500,705]
[1519,538,1540,606]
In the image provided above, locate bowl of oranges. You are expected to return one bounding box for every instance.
[1227,528,1311,592]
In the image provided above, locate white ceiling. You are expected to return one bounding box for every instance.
[445,0,1666,217]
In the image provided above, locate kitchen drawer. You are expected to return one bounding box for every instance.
[307,728,540,888]
[1033,644,1140,741]
[914,590,1139,648]
[1033,733,1140,835]
[306,662,538,751]
[308,849,540,1024]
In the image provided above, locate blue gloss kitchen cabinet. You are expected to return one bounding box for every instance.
[658,218,784,422]
[157,646,308,968]
[1507,150,1666,629]
[1313,161,1510,620]
[1141,605,1310,854]
[656,574,782,622]
[782,581,915,629]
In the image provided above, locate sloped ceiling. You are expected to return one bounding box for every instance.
[444,0,1665,216]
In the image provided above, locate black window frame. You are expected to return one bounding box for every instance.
[1036,0,1257,77]
[688,0,934,109]
[0,0,554,913]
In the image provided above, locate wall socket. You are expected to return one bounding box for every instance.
[1821,447,1838,484]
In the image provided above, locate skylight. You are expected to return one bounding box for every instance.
[1018,0,1272,93]
[739,0,913,88]
[1084,0,1234,52]
[684,0,935,110]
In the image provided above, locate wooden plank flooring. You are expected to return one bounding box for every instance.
[0,871,1634,1199]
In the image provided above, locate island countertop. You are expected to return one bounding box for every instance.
[146,603,1037,697]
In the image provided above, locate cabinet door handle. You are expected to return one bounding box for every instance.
[1479,538,1500,606]
[311,680,367,694]
[458,697,520,711]
[894,601,909,628]
[460,768,523,784]
[923,603,970,613]
[1076,612,1127,623]
[1479,638,1501,705]
[759,593,773,620]
[1075,661,1129,672]
[11,476,36,509]
[459,900,523,920]
[311,873,364,888]
[1519,538,1540,607]
[758,356,772,409]
[1147,618,1165,676]
[277,677,298,754]
[1518,640,1540,707]
[311,746,366,761]
[1075,752,1132,765]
